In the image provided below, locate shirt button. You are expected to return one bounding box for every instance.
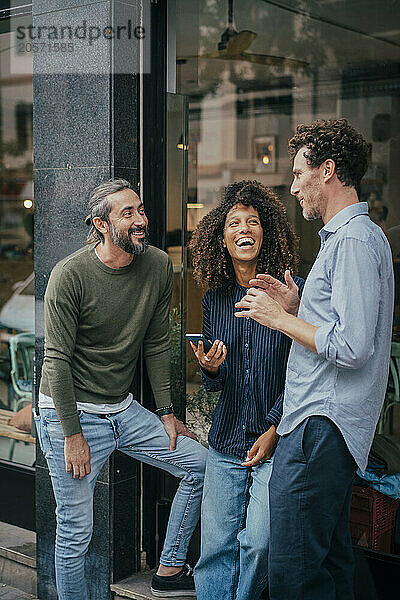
[246,317,250,320]
[245,343,249,348]
[245,369,249,374]
[242,425,246,430]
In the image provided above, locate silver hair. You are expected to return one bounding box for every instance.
[86,178,134,244]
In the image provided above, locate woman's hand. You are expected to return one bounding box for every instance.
[241,425,279,467]
[189,339,227,376]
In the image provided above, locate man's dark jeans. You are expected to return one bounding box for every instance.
[268,416,357,600]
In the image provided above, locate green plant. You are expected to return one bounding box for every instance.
[169,305,218,434]
[186,384,219,429]
[169,306,185,419]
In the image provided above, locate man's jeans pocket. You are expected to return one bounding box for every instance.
[299,416,325,463]
[43,409,82,424]
[297,418,309,463]
[34,414,53,458]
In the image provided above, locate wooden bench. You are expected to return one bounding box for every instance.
[0,408,35,444]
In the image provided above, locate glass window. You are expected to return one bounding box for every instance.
[0,12,34,466]
[173,0,400,556]
[166,92,188,420]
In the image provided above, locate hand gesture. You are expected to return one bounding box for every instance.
[241,425,279,467]
[161,414,198,451]
[189,339,227,376]
[64,432,91,479]
[235,287,286,329]
[249,269,300,316]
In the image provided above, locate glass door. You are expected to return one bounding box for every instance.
[0,3,35,531]
[166,92,188,420]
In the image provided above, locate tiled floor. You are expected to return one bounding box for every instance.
[0,523,36,560]
[0,523,36,599]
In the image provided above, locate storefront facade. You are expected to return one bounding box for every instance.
[0,1,399,598]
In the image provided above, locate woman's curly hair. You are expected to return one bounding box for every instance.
[288,118,369,193]
[190,180,298,294]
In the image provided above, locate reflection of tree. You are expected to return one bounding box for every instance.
[169,307,186,421]
[169,304,218,443]
[289,0,332,69]
[0,99,33,176]
[186,384,219,447]
[0,140,33,181]
[0,123,34,254]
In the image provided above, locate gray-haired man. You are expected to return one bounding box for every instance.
[35,179,206,599]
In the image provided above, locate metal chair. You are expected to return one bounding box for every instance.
[7,332,34,460]
[8,332,34,412]
[377,342,400,434]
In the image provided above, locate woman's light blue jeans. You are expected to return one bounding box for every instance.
[194,446,273,600]
[34,400,207,600]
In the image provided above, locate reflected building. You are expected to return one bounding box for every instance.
[0,7,34,467]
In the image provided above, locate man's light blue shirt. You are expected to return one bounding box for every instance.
[277,202,394,472]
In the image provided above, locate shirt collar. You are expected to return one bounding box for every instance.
[319,202,368,241]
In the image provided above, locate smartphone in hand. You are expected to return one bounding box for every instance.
[186,334,213,353]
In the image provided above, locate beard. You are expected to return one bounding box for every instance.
[109,223,149,255]
[302,186,326,221]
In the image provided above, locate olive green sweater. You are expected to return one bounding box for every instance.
[40,244,173,436]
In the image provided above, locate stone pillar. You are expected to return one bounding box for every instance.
[33,1,141,598]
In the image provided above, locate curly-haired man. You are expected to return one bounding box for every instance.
[189,181,303,600]
[235,119,394,600]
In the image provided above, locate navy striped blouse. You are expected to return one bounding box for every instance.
[201,278,304,459]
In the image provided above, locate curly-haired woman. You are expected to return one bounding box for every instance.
[190,180,304,600]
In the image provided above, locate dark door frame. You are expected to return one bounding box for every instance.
[139,0,197,570]
[141,0,169,570]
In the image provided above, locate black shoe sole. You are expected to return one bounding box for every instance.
[150,587,197,597]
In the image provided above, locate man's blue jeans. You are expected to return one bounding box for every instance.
[194,446,273,600]
[34,400,207,600]
[268,416,356,600]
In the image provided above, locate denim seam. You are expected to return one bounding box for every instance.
[300,416,323,464]
[299,419,307,463]
[252,573,268,600]
[308,417,323,463]
[169,483,194,566]
[232,469,252,600]
[299,459,308,600]
[130,448,199,566]
[42,416,54,457]
[299,417,323,600]
[52,467,76,597]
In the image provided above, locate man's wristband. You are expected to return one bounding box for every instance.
[155,404,174,418]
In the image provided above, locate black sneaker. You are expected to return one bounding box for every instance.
[151,564,197,597]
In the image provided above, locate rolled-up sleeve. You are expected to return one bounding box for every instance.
[200,363,226,392]
[266,390,283,427]
[314,236,380,369]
